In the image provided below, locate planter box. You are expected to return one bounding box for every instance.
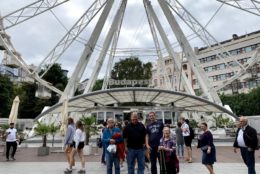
[37,146,50,156]
[83,145,92,156]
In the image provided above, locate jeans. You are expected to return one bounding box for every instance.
[101,145,106,163]
[6,141,17,159]
[150,146,159,174]
[176,144,184,157]
[127,148,145,174]
[106,152,120,174]
[240,147,256,174]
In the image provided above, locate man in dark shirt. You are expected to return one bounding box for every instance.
[123,112,146,174]
[146,112,164,174]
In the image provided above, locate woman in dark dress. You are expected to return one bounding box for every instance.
[199,122,216,174]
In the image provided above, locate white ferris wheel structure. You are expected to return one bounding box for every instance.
[0,0,260,120]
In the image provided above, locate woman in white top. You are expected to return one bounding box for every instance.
[65,120,86,174]
[180,117,192,163]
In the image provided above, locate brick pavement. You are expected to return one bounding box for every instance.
[1,146,259,163]
[1,146,260,174]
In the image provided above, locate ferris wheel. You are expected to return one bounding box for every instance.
[0,0,259,107]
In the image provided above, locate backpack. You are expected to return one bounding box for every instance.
[189,127,195,139]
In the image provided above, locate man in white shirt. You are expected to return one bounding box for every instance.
[5,123,18,161]
[234,116,258,174]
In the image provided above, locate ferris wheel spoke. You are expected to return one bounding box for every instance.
[1,0,70,30]
[37,0,109,78]
[216,0,260,16]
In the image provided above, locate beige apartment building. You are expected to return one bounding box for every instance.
[151,30,260,95]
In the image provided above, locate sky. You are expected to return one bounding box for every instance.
[0,0,260,81]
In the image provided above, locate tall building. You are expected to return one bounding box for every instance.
[151,30,260,95]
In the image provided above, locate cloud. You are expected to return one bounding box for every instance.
[1,0,259,82]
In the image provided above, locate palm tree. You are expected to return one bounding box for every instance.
[34,121,51,147]
[49,122,60,147]
[80,116,98,145]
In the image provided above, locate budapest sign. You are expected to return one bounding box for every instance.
[109,79,151,86]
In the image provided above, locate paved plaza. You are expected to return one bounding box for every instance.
[0,146,260,174]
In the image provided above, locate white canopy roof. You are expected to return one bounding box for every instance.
[35,88,237,120]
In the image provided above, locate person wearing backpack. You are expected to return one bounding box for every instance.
[180,117,192,163]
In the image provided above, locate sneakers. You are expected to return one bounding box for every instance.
[64,168,72,174]
[77,169,86,173]
[11,157,16,160]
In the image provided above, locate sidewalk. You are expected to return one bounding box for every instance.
[1,146,260,173]
[0,162,260,174]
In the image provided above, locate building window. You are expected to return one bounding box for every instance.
[183,64,187,70]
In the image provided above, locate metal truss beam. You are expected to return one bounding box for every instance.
[1,0,69,30]
[60,0,114,101]
[143,0,171,90]
[215,48,260,91]
[37,0,109,76]
[145,0,195,95]
[167,0,260,91]
[166,0,245,73]
[84,0,127,93]
[159,0,221,104]
[217,0,260,16]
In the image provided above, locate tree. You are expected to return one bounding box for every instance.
[17,63,69,119]
[0,75,14,118]
[110,57,152,87]
[49,122,60,147]
[34,121,51,147]
[40,63,68,105]
[80,116,98,145]
[220,86,260,116]
[92,79,104,91]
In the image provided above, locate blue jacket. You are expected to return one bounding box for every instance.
[102,127,122,153]
[64,124,75,145]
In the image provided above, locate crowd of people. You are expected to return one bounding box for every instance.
[0,112,258,174]
[48,112,258,174]
[63,111,212,174]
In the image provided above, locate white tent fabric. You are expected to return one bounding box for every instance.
[8,96,20,124]
[35,88,237,120]
[60,96,68,136]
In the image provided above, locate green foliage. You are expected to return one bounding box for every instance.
[93,79,104,91]
[34,121,51,147]
[212,114,233,128]
[110,57,152,87]
[12,63,68,119]
[49,122,60,147]
[0,75,14,118]
[80,115,98,145]
[220,86,260,116]
[0,124,9,130]
[40,63,68,91]
[188,119,198,128]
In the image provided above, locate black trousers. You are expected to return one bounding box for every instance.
[6,141,17,159]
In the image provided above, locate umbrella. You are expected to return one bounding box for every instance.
[8,96,20,124]
[60,96,68,136]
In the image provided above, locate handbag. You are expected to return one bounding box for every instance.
[97,138,102,148]
[201,145,208,151]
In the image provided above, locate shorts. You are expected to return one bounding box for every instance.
[77,142,85,150]
[184,136,192,147]
[70,141,76,148]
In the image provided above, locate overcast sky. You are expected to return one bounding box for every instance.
[1,0,260,81]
